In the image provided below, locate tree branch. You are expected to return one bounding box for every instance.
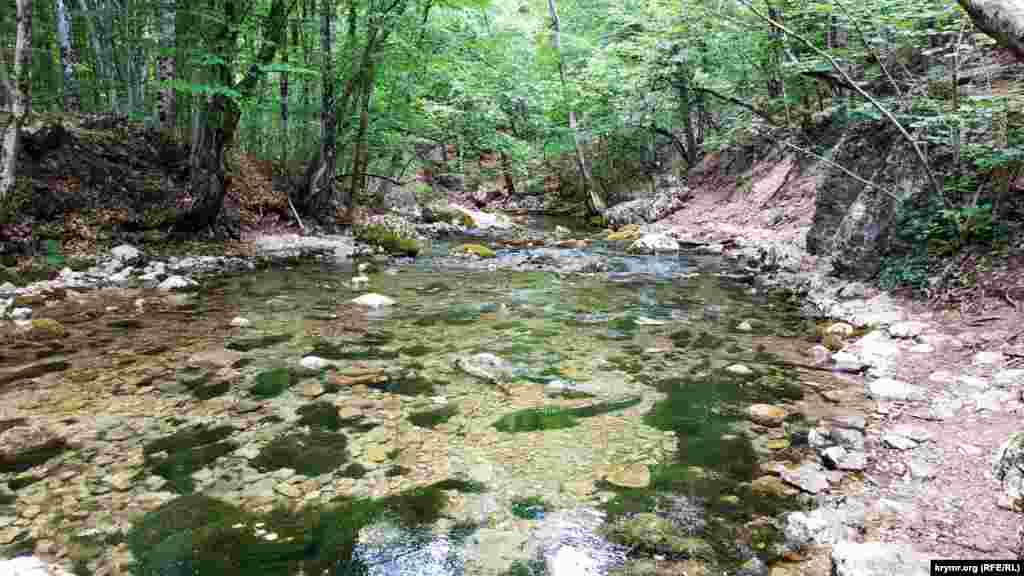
[653,126,689,164]
[780,141,901,200]
[694,86,778,125]
[335,173,418,187]
[737,0,945,203]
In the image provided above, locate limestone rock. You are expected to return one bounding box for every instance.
[111,244,142,262]
[726,364,754,376]
[0,423,66,472]
[157,275,196,292]
[453,353,514,384]
[747,404,788,427]
[882,433,919,451]
[995,369,1024,390]
[830,542,928,576]
[973,351,1005,366]
[785,508,847,549]
[832,351,866,373]
[831,415,866,431]
[994,432,1024,510]
[886,321,927,340]
[867,378,926,401]
[821,446,867,471]
[781,461,829,494]
[628,233,680,254]
[300,356,335,371]
[350,293,396,308]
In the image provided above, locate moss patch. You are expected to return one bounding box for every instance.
[250,368,299,398]
[143,424,237,493]
[296,401,341,431]
[408,405,458,429]
[252,431,350,476]
[493,396,642,433]
[226,333,293,352]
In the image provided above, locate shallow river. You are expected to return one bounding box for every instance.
[1,227,843,576]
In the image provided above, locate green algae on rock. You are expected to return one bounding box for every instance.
[297,401,342,431]
[250,367,299,398]
[251,431,350,476]
[493,396,642,433]
[225,333,293,352]
[143,424,237,493]
[408,404,458,429]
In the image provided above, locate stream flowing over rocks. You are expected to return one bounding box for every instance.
[0,216,1019,575]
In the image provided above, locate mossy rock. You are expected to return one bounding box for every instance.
[296,401,341,431]
[250,368,299,398]
[24,319,67,340]
[226,333,292,352]
[493,396,642,433]
[606,513,715,558]
[408,405,458,429]
[355,223,421,257]
[251,431,350,476]
[454,244,496,259]
[143,424,237,493]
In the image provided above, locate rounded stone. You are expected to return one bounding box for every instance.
[605,463,651,489]
[747,404,789,427]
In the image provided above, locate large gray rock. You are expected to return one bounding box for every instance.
[605,179,690,227]
[830,542,928,576]
[627,233,680,254]
[806,120,928,279]
[382,185,423,221]
[781,461,830,494]
[845,331,901,377]
[995,369,1024,390]
[993,431,1024,510]
[110,243,143,263]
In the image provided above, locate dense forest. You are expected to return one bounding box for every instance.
[0,0,1022,279]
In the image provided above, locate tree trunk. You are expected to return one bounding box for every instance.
[546,0,604,215]
[349,56,380,206]
[677,76,698,170]
[1,0,33,202]
[158,0,176,130]
[174,0,289,234]
[958,0,1024,61]
[55,0,81,112]
[76,0,111,110]
[301,0,338,218]
[280,18,291,163]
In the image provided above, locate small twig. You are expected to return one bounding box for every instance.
[966,316,1004,326]
[287,194,306,233]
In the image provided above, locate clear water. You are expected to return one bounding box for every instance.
[32,237,831,575]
